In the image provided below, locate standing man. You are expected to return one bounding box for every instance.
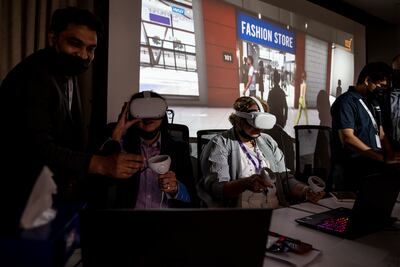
[243,56,257,97]
[0,7,143,232]
[331,62,400,192]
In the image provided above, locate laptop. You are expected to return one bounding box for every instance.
[296,172,400,239]
[80,208,272,267]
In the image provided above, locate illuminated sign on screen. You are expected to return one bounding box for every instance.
[172,6,185,15]
[237,12,295,54]
[223,52,233,63]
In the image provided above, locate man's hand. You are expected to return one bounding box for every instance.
[158,171,178,194]
[90,153,144,179]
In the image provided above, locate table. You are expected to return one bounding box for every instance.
[264,197,400,266]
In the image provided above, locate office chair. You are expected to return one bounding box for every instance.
[263,124,295,173]
[294,125,332,189]
[195,129,226,206]
[167,123,189,144]
[196,129,227,168]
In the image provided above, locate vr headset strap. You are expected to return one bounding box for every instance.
[250,97,264,112]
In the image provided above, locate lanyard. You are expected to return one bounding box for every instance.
[359,99,379,134]
[67,78,74,111]
[238,140,263,173]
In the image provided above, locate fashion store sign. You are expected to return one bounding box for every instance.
[237,12,295,54]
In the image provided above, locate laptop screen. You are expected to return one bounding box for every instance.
[80,208,272,267]
[347,172,400,235]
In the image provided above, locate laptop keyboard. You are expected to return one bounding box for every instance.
[317,216,349,233]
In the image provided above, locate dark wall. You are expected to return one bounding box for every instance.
[306,0,400,64]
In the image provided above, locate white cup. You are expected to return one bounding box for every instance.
[148,155,171,174]
[308,176,325,193]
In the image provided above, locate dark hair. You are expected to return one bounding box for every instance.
[49,7,103,38]
[356,62,392,85]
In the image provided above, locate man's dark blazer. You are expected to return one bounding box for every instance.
[0,48,91,232]
[92,127,198,209]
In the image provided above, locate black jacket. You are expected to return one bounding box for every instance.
[91,128,198,209]
[0,48,91,232]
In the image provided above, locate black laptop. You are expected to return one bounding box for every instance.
[80,208,272,267]
[296,172,400,239]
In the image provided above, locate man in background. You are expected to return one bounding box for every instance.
[331,62,400,192]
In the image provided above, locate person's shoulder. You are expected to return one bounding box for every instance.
[1,49,53,91]
[331,90,361,116]
[259,132,277,145]
[17,49,50,68]
[210,130,230,143]
[334,89,359,105]
[5,49,52,78]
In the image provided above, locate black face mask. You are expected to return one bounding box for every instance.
[137,128,160,140]
[373,87,385,97]
[55,51,91,76]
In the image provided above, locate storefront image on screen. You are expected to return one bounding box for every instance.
[237,12,296,107]
[139,0,199,96]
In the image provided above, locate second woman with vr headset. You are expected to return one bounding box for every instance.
[198,96,324,208]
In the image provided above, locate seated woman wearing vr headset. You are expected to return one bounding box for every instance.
[198,96,324,208]
[97,91,196,208]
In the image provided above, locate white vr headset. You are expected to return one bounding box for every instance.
[235,97,276,129]
[129,91,168,119]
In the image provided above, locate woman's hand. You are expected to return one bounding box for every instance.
[244,174,273,193]
[304,187,325,203]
